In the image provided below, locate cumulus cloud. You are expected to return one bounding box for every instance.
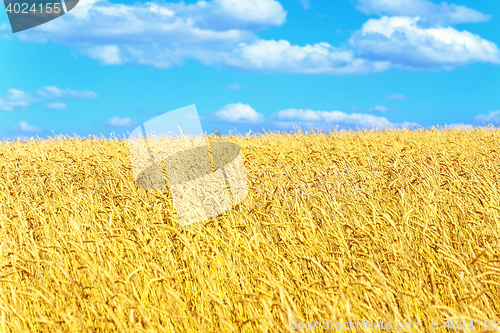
[103,117,138,128]
[475,110,500,124]
[85,45,124,65]
[215,103,264,123]
[272,108,392,130]
[44,102,67,110]
[215,39,391,74]
[0,89,34,111]
[11,0,499,73]
[350,16,500,69]
[385,93,410,100]
[225,83,243,89]
[206,0,287,30]
[10,121,41,133]
[17,0,288,70]
[37,86,98,99]
[19,0,283,47]
[356,0,490,27]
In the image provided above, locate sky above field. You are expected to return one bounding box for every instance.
[1,0,500,139]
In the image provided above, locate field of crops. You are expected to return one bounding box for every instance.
[0,127,499,332]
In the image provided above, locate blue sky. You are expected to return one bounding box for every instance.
[1,0,500,139]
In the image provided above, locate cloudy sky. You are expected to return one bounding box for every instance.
[1,0,499,138]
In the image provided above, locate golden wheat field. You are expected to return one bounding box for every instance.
[0,127,499,332]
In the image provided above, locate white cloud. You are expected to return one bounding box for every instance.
[225,83,243,89]
[22,0,273,69]
[385,93,410,100]
[213,0,287,29]
[37,86,98,99]
[22,0,284,43]
[350,16,500,69]
[216,39,391,74]
[275,108,323,122]
[356,0,490,26]
[148,3,175,17]
[44,102,68,110]
[11,0,499,73]
[7,0,383,73]
[103,117,137,127]
[215,103,264,123]
[10,121,41,133]
[273,108,392,129]
[0,86,96,111]
[0,89,34,111]
[475,110,500,124]
[85,45,123,65]
[299,0,311,10]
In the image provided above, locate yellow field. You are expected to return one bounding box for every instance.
[0,127,499,332]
